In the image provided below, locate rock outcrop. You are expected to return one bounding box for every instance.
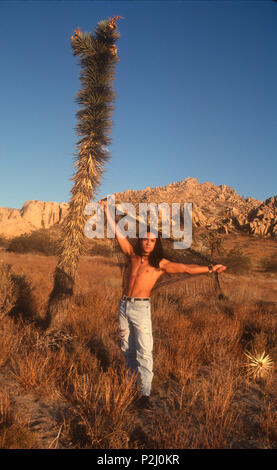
[113,177,275,238]
[248,196,277,238]
[0,178,276,239]
[0,200,69,239]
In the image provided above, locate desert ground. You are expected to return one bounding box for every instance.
[0,231,276,449]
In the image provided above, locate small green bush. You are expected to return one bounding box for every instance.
[7,230,58,256]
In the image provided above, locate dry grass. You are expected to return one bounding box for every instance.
[0,386,35,449]
[0,235,276,449]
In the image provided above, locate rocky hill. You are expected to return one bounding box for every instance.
[0,200,69,239]
[113,177,276,239]
[0,177,276,239]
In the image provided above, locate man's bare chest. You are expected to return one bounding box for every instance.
[129,257,162,281]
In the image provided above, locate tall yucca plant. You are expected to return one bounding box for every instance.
[45,16,122,328]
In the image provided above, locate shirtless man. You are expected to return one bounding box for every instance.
[100,198,227,409]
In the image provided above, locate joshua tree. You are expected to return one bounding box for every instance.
[45,16,123,328]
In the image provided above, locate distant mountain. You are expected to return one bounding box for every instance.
[113,177,276,239]
[0,178,276,239]
[0,200,68,239]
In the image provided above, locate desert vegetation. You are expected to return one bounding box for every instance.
[260,254,277,274]
[6,229,58,257]
[0,231,276,449]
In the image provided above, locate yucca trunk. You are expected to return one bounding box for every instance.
[45,17,122,328]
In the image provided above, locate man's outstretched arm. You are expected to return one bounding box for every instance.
[159,258,227,275]
[99,198,134,257]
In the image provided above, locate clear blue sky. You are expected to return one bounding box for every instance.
[0,1,276,209]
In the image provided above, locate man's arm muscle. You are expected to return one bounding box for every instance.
[100,199,134,257]
[159,258,227,275]
[159,258,193,274]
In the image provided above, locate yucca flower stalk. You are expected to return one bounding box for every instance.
[244,350,274,381]
[45,16,123,328]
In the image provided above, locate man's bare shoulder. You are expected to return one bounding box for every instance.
[128,250,138,259]
[126,250,141,263]
[158,258,170,271]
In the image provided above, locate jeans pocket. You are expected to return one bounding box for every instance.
[141,304,151,323]
[135,302,149,314]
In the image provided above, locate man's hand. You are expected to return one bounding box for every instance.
[99,198,107,211]
[212,264,227,274]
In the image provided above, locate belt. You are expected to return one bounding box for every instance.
[122,294,150,302]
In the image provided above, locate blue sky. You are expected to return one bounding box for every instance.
[0,0,276,209]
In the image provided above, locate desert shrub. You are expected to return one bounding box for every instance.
[0,262,37,322]
[7,229,58,256]
[222,246,251,273]
[86,242,112,258]
[8,272,38,322]
[0,388,35,449]
[199,231,226,258]
[0,262,16,318]
[260,255,277,273]
[0,234,9,248]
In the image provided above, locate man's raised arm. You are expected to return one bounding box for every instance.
[99,198,134,257]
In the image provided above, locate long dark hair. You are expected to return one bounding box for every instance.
[133,227,164,269]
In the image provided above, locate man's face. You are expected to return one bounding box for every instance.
[141,232,157,254]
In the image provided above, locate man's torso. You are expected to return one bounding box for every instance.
[123,253,165,297]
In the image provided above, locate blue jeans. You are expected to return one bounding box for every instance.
[118,296,153,396]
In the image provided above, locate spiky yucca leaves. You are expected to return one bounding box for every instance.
[46,17,122,328]
[244,350,274,381]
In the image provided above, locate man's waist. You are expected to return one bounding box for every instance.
[122,294,150,302]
